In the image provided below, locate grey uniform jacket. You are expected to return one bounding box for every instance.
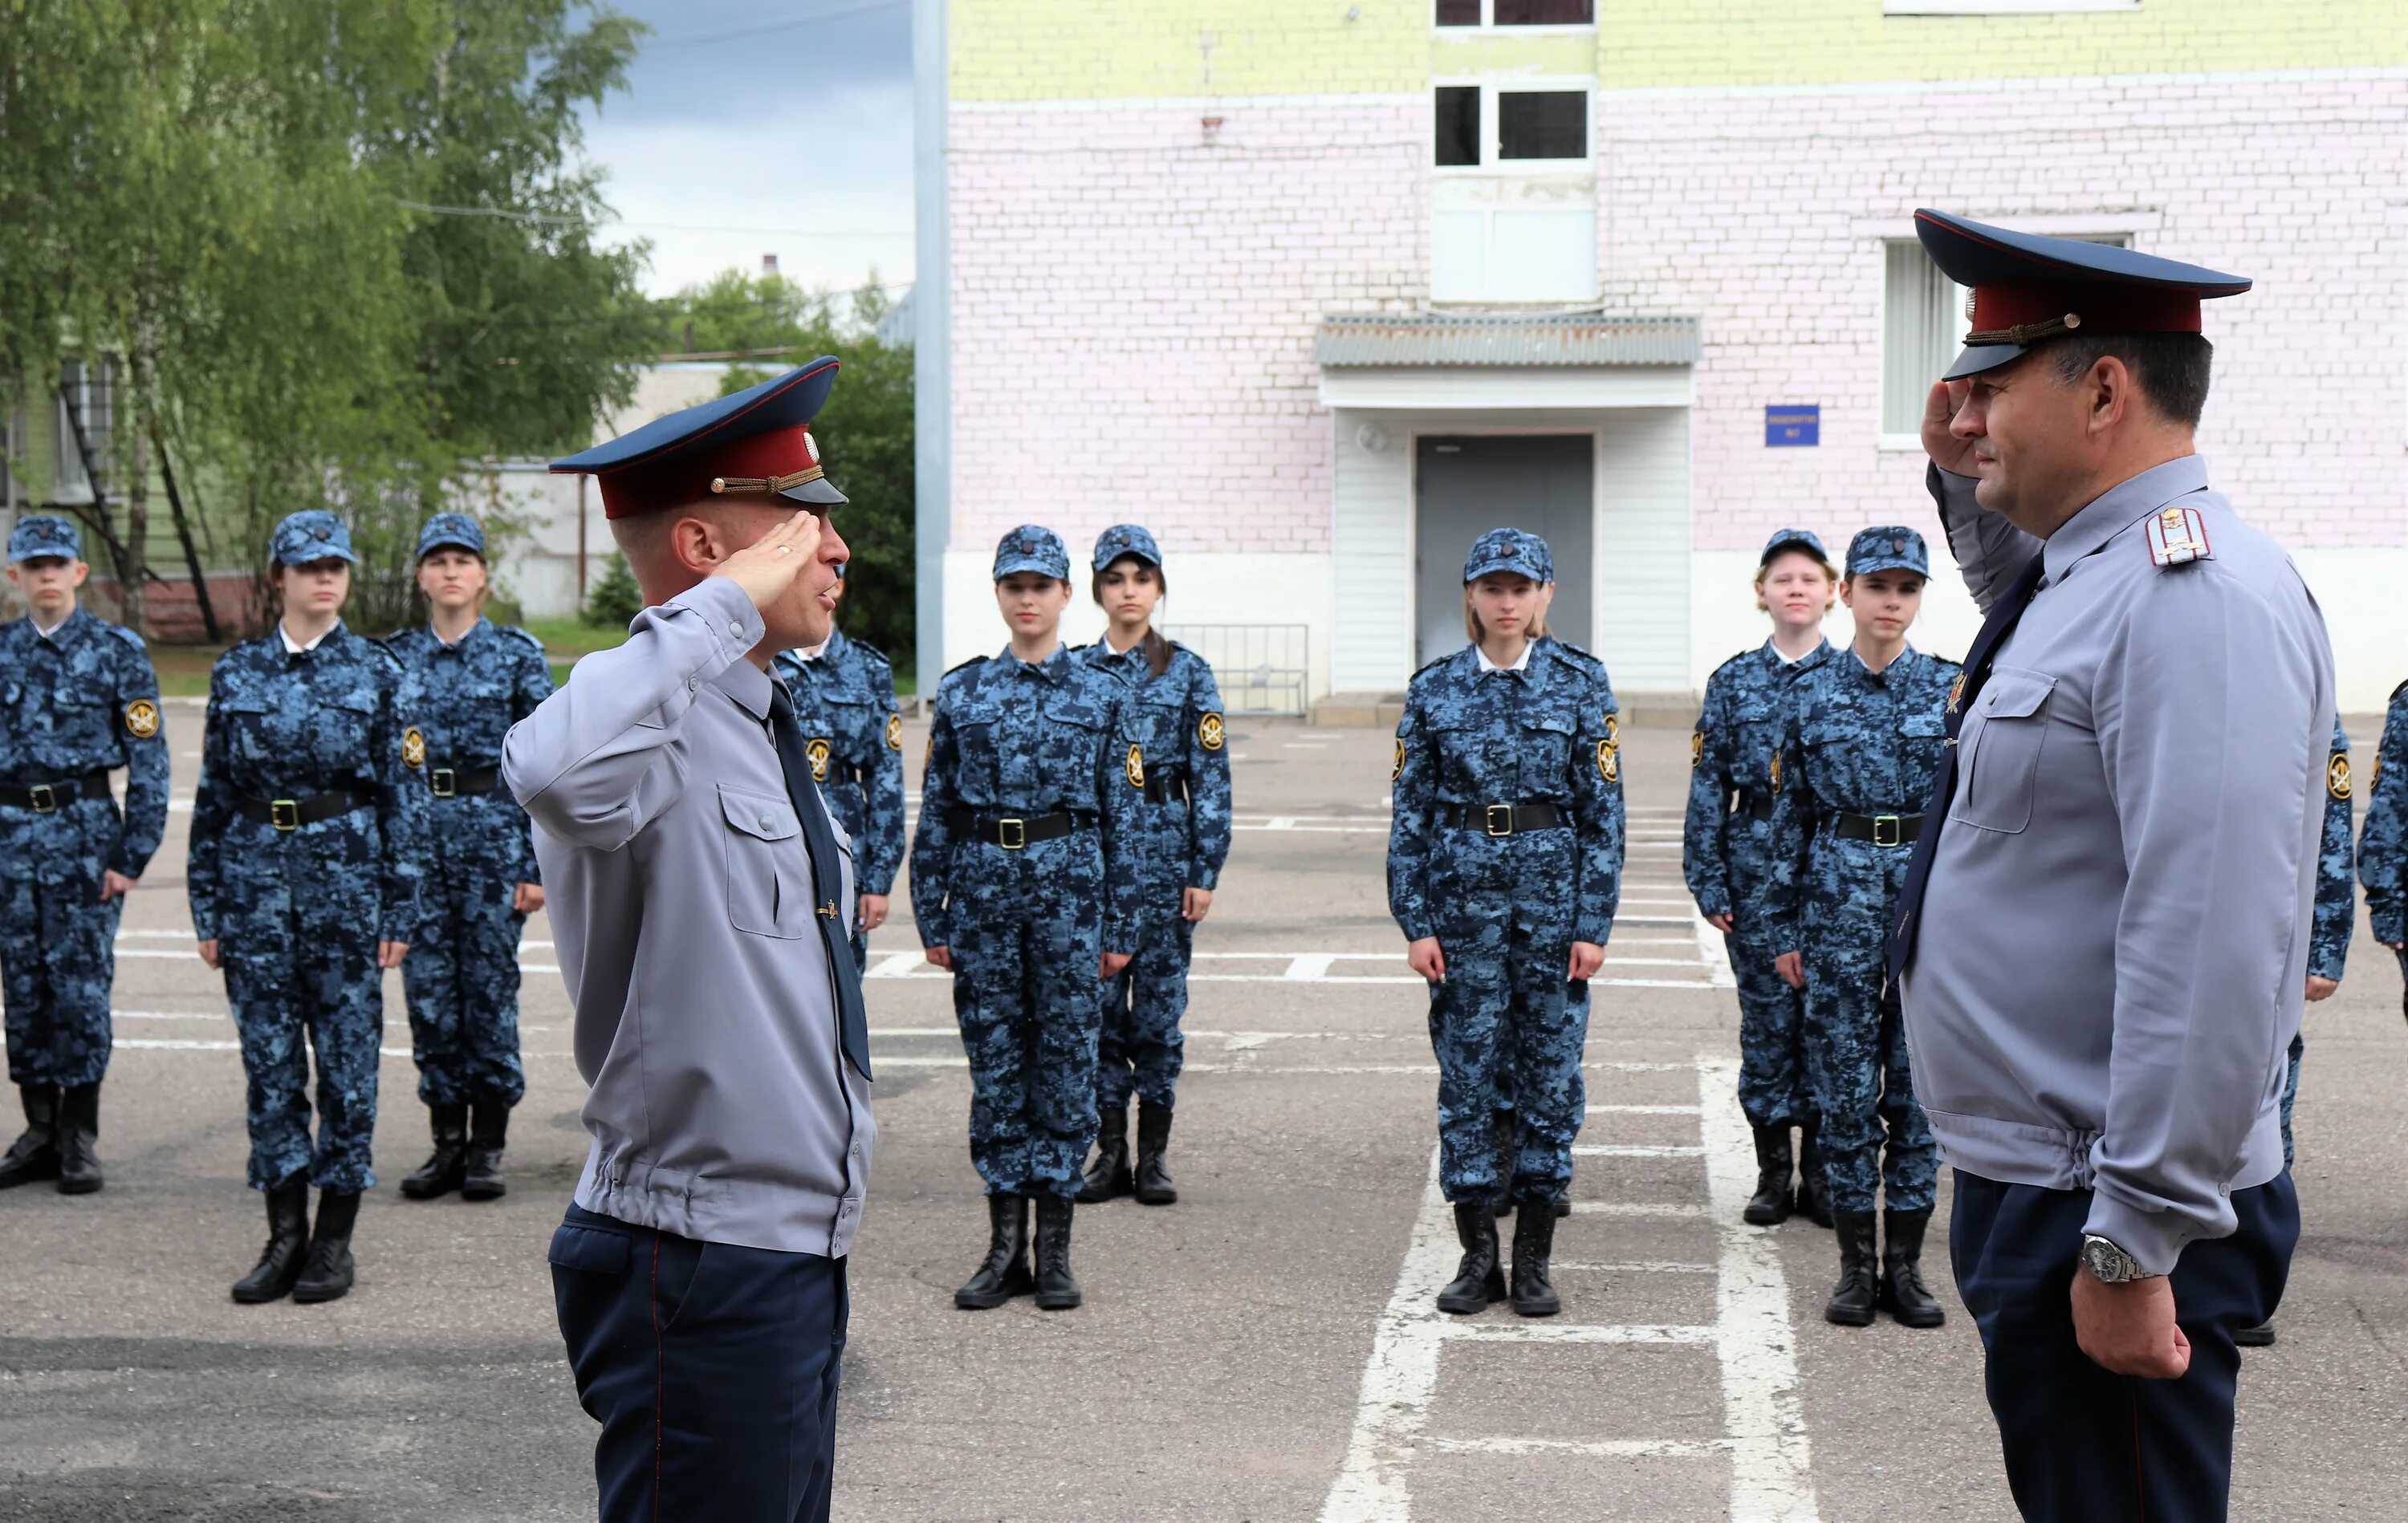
[1907,457,2334,1275]
[502,575,874,1257]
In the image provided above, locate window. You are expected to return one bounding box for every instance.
[1886,0,2135,13]
[1879,234,2128,442]
[1430,81,1596,303]
[1434,0,1593,26]
[1498,91,1585,160]
[52,356,115,504]
[1434,86,1480,167]
[1434,0,1479,22]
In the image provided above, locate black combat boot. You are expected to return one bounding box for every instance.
[400,1103,469,1200]
[1032,1196,1081,1310]
[461,1103,509,1201]
[1795,1120,1835,1229]
[1509,1198,1560,1318]
[54,1083,102,1195]
[231,1179,312,1304]
[1133,1099,1177,1205]
[291,1189,361,1304]
[954,1193,1032,1310]
[1744,1123,1794,1226]
[1078,1105,1132,1204]
[0,1083,60,1189]
[1824,1209,1879,1326]
[2235,1320,2277,1347]
[1878,1208,1946,1328]
[1435,1200,1507,1314]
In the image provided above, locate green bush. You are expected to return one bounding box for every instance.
[582,552,643,628]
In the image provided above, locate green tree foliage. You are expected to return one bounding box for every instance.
[581,550,642,628]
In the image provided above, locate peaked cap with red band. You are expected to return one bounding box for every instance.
[551,357,846,519]
[1914,210,2250,380]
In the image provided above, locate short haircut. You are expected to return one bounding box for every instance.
[2048,331,2213,428]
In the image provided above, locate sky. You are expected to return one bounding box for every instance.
[578,0,917,303]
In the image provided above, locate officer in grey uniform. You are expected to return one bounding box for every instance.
[508,361,872,1523]
[1893,212,2334,1521]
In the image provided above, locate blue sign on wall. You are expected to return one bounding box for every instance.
[1765,405,1820,447]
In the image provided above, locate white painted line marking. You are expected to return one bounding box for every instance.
[112,1010,226,1022]
[1285,954,1337,981]
[116,1038,413,1058]
[1588,1104,1702,1116]
[1571,1143,1706,1158]
[1695,913,1738,990]
[866,952,924,979]
[1419,1436,1728,1458]
[1439,1321,1714,1346]
[1552,1261,1718,1276]
[1263,816,1299,830]
[1568,1201,1712,1219]
[1320,1147,1456,1522]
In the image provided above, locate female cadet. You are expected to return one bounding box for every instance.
[771,566,905,973]
[1683,529,1837,1230]
[384,514,553,1204]
[912,526,1145,1313]
[1767,526,1959,1330]
[190,510,425,1306]
[1387,528,1623,1319]
[1072,524,1232,1208]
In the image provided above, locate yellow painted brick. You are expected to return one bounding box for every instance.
[952,0,1426,100]
[1430,30,1596,76]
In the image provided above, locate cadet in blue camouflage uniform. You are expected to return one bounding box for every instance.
[1683,528,1837,1231]
[1389,528,1624,1319]
[1769,526,1959,1330]
[771,567,905,974]
[2365,682,2408,1016]
[1073,524,1234,1210]
[190,511,426,1306]
[0,516,169,1196]
[384,514,553,1204]
[913,526,1147,1313]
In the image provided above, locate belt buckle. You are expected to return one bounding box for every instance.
[997,816,1027,850]
[430,768,455,798]
[27,782,56,814]
[270,798,301,832]
[1484,803,1515,837]
[1873,814,1902,847]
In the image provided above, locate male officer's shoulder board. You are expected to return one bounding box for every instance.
[2142,503,2215,569]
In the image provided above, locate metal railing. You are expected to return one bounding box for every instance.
[1161,623,1309,717]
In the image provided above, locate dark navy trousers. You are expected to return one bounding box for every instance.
[551,1204,847,1523]
[1950,1169,2298,1522]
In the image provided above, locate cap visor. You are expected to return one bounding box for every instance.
[1942,343,2030,381]
[1759,535,1819,565]
[778,477,847,507]
[1847,558,1926,579]
[993,556,1066,580]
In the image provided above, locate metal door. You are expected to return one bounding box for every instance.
[1413,434,1594,667]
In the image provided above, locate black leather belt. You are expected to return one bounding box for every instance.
[0,770,111,812]
[946,808,1096,849]
[1143,769,1188,805]
[238,790,373,831]
[425,765,501,798]
[1734,790,1775,822]
[1444,802,1567,835]
[1831,810,1923,847]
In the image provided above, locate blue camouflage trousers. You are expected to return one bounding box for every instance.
[1097,902,1193,1110]
[2279,1030,2305,1168]
[0,863,121,1090]
[401,855,528,1110]
[1429,895,1588,1205]
[224,921,385,1194]
[1731,924,1811,1130]
[1801,944,1937,1213]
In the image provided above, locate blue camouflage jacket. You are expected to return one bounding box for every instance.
[772,626,906,898]
[1767,644,1960,935]
[1073,638,1235,895]
[1683,638,1832,921]
[2313,717,2354,981]
[909,644,1148,950]
[1387,637,1625,947]
[188,624,427,944]
[2360,681,2408,947]
[384,617,553,887]
[0,608,171,879]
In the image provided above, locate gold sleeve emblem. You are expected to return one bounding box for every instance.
[124,698,160,740]
[1198,711,1226,751]
[885,713,904,751]
[1392,739,1405,782]
[1769,753,1783,794]
[2329,752,2352,801]
[1605,714,1620,749]
[1126,743,1147,790]
[401,727,427,770]
[1690,730,1705,767]
[1597,739,1619,784]
[1947,673,1967,714]
[806,737,832,783]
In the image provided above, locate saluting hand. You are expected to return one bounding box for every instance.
[1922,379,1981,477]
[710,510,824,615]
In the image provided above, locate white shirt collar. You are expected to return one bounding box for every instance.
[1475,642,1534,675]
[31,611,69,640]
[280,622,334,656]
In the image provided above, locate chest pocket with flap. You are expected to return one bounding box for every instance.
[718,784,808,938]
[1950,669,2057,835]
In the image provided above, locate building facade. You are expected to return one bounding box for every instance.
[922,0,2408,711]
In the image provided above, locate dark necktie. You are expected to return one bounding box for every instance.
[1885,552,2048,985]
[767,684,872,1080]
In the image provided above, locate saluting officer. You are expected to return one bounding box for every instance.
[384,513,555,1203]
[2363,682,2408,1019]
[0,516,169,1194]
[771,564,905,973]
[1899,211,2333,1517]
[1389,528,1624,1319]
[191,510,425,1306]
[913,526,1146,1314]
[1074,524,1233,1209]
[1767,526,1959,1330]
[1683,527,1837,1229]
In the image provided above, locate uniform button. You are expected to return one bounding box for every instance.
[759,814,774,830]
[728,620,745,637]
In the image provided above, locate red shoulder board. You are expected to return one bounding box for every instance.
[2146,505,2212,567]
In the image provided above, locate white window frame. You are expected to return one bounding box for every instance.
[1432,0,1597,34]
[1430,78,1595,175]
[51,356,114,506]
[1885,0,2137,13]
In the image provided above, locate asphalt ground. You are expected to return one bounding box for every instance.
[5,703,2407,1521]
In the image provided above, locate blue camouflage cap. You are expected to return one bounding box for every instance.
[993,525,1069,581]
[1760,526,1827,565]
[7,514,81,563]
[415,512,486,560]
[270,510,360,567]
[1845,526,1929,579]
[1462,526,1553,585]
[1092,523,1161,572]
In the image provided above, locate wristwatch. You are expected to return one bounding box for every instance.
[2081,1234,2158,1284]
